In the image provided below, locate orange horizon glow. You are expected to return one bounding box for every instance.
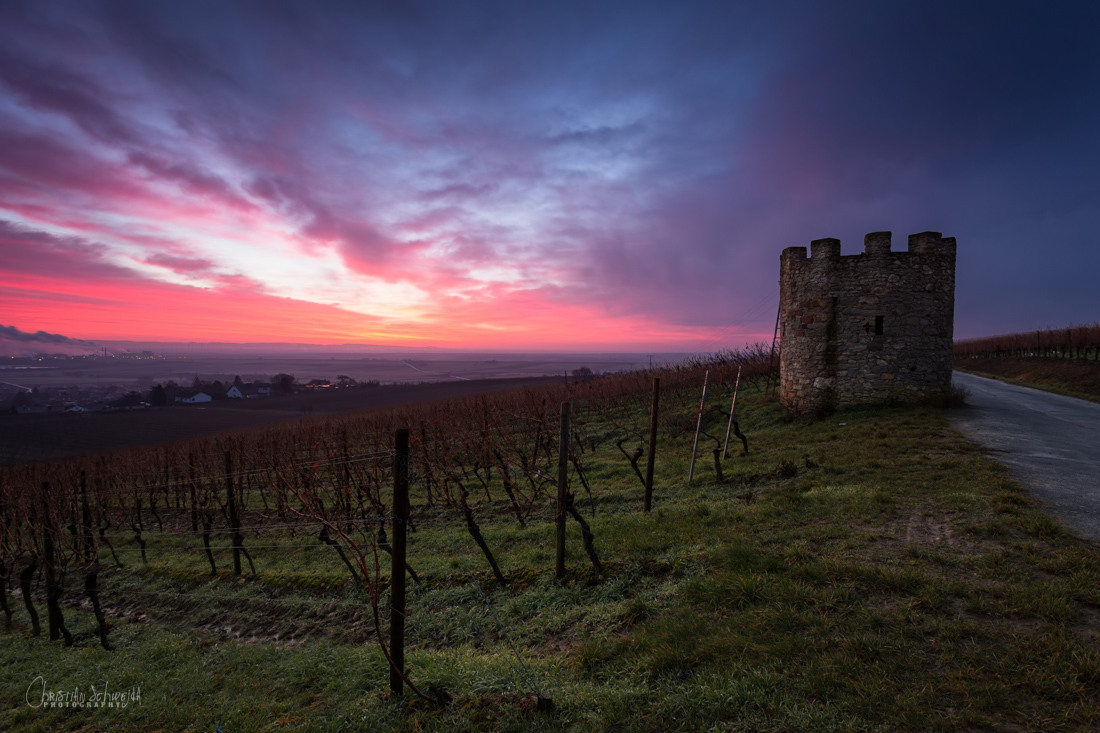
[1,256,767,353]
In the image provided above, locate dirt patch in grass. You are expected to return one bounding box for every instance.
[899,509,960,546]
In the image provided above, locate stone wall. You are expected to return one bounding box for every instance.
[778,231,956,413]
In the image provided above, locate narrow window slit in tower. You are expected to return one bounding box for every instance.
[875,315,884,335]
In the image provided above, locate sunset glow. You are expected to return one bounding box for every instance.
[2,2,1097,353]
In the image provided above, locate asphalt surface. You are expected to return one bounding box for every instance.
[949,371,1100,543]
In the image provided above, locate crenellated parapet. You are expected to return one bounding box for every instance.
[778,230,956,413]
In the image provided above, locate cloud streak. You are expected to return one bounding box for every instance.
[0,324,94,346]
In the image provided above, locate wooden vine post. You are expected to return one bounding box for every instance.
[390,427,410,697]
[555,401,570,578]
[644,377,660,512]
[721,365,742,460]
[687,370,710,484]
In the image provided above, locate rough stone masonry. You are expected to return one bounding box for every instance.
[778,231,956,413]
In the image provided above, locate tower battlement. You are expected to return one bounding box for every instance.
[778,230,956,413]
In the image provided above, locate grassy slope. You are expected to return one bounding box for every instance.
[2,387,1099,731]
[955,357,1100,403]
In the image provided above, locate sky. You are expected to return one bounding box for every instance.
[1,0,1097,353]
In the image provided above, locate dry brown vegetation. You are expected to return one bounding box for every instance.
[956,357,1100,402]
[955,323,1100,360]
[0,376,563,465]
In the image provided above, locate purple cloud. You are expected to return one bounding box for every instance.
[126,151,254,211]
[0,46,138,146]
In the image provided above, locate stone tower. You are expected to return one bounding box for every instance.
[778,231,956,413]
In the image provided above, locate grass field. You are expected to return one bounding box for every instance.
[2,381,1099,731]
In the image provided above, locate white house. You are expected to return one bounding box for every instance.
[226,384,270,399]
[181,391,213,404]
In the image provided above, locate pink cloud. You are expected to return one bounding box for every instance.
[142,252,219,275]
[0,216,745,350]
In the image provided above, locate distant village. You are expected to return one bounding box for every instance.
[1,353,376,415]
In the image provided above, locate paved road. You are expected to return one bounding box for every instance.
[949,371,1100,543]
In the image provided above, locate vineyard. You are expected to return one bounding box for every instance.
[4,341,1100,731]
[0,348,774,709]
[954,323,1100,360]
